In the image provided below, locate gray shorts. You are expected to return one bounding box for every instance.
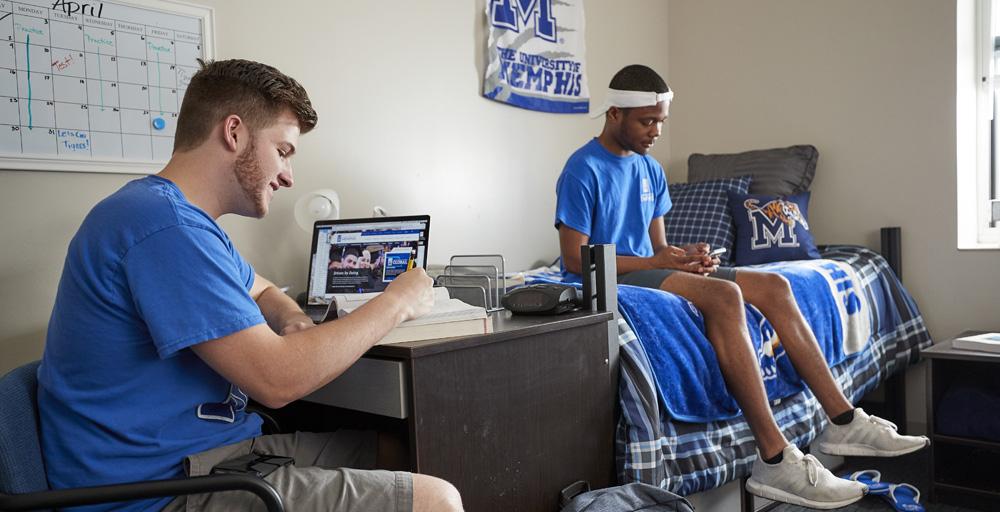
[163,431,412,512]
[618,266,738,288]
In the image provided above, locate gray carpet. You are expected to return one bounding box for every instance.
[769,450,987,511]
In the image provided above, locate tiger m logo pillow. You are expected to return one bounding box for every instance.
[728,191,821,265]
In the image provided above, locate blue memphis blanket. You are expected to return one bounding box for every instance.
[617,258,879,422]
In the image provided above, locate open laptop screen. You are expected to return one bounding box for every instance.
[306,215,430,304]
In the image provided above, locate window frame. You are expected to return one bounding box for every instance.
[958,0,1000,249]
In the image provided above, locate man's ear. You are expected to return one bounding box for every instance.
[221,114,244,153]
[606,106,622,123]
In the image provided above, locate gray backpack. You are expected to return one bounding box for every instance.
[559,481,695,512]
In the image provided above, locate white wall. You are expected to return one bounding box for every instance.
[0,0,671,373]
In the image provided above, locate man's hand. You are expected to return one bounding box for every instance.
[682,243,720,275]
[649,246,704,273]
[383,268,435,322]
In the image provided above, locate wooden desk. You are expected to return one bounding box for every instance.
[303,309,616,512]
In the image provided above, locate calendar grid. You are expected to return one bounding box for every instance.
[0,0,206,165]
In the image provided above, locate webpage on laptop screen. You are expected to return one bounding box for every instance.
[308,220,428,303]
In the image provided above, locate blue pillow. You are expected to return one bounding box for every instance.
[728,191,821,265]
[664,176,751,266]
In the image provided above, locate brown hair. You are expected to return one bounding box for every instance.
[173,59,318,152]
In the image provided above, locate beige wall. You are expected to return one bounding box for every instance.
[0,0,671,373]
[666,0,1000,343]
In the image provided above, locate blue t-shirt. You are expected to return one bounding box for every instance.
[555,138,672,281]
[37,176,266,512]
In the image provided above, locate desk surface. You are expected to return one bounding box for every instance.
[924,331,1000,362]
[367,309,614,359]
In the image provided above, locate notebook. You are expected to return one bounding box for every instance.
[304,215,430,323]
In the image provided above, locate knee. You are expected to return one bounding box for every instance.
[756,273,793,303]
[701,280,744,316]
[412,474,463,512]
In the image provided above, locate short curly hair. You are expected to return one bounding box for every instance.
[608,64,669,94]
[173,59,318,152]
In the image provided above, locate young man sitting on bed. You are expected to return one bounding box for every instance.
[554,64,928,510]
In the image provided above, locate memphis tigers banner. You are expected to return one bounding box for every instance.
[484,0,589,114]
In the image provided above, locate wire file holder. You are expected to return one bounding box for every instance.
[434,254,507,312]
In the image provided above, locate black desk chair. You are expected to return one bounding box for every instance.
[0,361,284,512]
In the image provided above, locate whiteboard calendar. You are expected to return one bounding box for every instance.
[0,0,213,173]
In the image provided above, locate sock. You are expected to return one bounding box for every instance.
[763,451,784,465]
[831,408,856,426]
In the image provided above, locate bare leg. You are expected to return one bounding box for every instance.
[661,272,788,458]
[735,270,853,418]
[412,474,464,512]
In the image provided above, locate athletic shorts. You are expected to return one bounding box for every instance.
[163,431,412,512]
[617,266,738,288]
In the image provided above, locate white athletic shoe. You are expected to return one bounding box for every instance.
[816,407,930,457]
[746,445,867,510]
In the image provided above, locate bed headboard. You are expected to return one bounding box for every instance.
[880,226,902,282]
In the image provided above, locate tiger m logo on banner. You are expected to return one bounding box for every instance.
[484,0,589,114]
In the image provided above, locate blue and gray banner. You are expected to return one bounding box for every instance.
[484,0,589,114]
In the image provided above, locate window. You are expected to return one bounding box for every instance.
[958,0,1000,248]
[986,0,1000,232]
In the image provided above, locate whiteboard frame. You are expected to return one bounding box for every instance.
[0,0,215,175]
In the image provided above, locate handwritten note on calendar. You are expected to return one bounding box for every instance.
[0,0,213,173]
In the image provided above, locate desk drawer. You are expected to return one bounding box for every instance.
[303,358,408,419]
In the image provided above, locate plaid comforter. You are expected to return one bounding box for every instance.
[612,245,932,495]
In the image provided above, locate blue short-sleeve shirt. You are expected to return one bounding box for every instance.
[555,138,671,280]
[37,176,266,512]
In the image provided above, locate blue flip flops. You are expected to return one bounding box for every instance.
[840,471,925,511]
[842,469,891,495]
[881,483,925,512]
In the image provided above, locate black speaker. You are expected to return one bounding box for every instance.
[880,227,901,281]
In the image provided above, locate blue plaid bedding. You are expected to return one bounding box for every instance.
[526,245,931,495]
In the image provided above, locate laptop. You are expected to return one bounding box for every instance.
[304,215,431,323]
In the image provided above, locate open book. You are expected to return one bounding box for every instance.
[953,332,1000,354]
[333,288,493,345]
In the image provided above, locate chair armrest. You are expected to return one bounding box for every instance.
[0,474,283,512]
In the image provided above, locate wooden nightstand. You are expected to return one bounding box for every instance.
[924,332,1000,509]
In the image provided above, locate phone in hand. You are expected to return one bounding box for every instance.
[699,247,726,276]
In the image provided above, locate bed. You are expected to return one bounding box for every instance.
[526,243,930,499]
[526,145,933,501]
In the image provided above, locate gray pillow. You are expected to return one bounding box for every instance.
[687,145,818,196]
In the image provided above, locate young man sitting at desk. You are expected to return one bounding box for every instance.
[553,64,928,510]
[36,59,463,512]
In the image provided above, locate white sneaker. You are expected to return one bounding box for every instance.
[746,445,867,510]
[816,408,930,457]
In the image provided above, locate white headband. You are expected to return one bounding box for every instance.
[590,88,674,119]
